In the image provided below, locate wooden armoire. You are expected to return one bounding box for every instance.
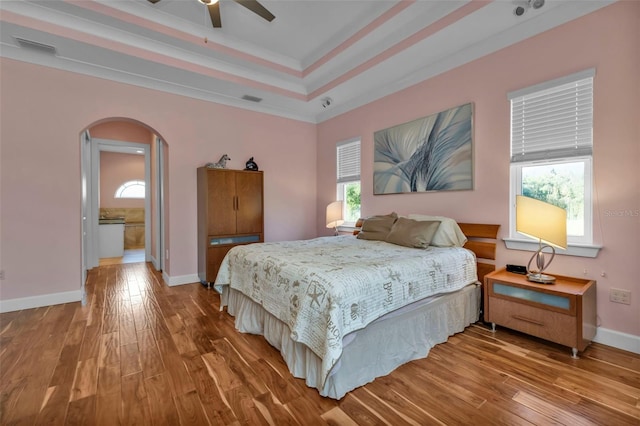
[197,167,264,285]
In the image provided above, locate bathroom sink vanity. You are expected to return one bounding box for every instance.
[99,216,125,258]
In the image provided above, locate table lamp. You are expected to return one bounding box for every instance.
[516,195,567,283]
[326,201,344,236]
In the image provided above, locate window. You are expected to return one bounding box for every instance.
[509,69,594,247]
[115,180,145,199]
[337,139,361,226]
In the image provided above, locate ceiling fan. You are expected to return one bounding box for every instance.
[147,0,275,28]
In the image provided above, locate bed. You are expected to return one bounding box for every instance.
[214,214,499,399]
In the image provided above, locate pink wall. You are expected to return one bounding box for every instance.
[317,2,639,337]
[0,59,317,301]
[99,152,145,208]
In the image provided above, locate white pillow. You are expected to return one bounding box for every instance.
[407,214,468,247]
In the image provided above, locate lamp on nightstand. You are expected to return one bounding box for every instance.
[516,195,567,283]
[326,201,344,236]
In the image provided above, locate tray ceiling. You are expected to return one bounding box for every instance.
[0,0,614,122]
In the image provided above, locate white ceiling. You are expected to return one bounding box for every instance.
[0,0,614,123]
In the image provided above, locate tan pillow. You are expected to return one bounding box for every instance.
[356,212,398,241]
[407,214,468,247]
[385,218,441,248]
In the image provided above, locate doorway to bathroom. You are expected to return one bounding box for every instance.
[81,119,167,286]
[96,139,150,265]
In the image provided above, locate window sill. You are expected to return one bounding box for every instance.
[337,225,357,233]
[503,238,602,258]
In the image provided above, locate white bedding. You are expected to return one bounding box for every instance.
[214,235,477,387]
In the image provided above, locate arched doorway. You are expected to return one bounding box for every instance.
[80,118,168,294]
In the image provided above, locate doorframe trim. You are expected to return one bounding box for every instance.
[91,138,151,262]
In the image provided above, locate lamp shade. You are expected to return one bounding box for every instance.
[516,195,567,249]
[326,201,344,229]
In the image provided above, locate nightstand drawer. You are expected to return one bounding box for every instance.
[489,298,577,348]
[489,281,576,315]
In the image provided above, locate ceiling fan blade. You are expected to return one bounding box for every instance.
[234,0,275,22]
[147,0,161,4]
[208,2,222,28]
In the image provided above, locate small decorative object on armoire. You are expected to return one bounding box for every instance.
[197,167,264,286]
[244,157,259,171]
[206,154,230,169]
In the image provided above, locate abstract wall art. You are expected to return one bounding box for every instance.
[373,103,473,195]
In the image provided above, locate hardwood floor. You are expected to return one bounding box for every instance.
[1,262,638,425]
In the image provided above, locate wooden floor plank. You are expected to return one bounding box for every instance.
[118,306,138,347]
[171,329,199,355]
[554,374,640,419]
[182,316,218,354]
[224,385,270,425]
[1,377,28,425]
[70,357,99,402]
[144,373,181,425]
[34,384,71,425]
[320,406,359,426]
[253,392,301,425]
[182,351,239,425]
[98,331,120,368]
[95,394,121,426]
[137,328,165,379]
[120,342,142,377]
[337,392,391,425]
[78,324,102,361]
[121,372,153,426]
[512,390,599,426]
[49,344,84,386]
[249,358,302,405]
[174,389,211,425]
[347,387,423,426]
[0,262,638,425]
[65,395,97,425]
[156,335,197,396]
[586,343,640,372]
[212,337,270,397]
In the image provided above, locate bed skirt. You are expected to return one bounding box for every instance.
[223,283,480,399]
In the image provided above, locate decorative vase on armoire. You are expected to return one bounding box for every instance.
[197,167,264,286]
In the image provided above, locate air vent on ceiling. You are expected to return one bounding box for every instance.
[241,95,263,103]
[14,37,57,55]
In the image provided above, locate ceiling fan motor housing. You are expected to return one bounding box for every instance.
[151,0,274,28]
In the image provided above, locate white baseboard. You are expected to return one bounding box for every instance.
[164,272,200,287]
[0,290,82,313]
[593,327,640,354]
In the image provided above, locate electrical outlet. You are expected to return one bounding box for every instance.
[610,288,631,305]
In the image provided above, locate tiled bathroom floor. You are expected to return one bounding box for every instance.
[99,249,145,265]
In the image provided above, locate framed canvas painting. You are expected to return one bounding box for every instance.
[373,103,473,195]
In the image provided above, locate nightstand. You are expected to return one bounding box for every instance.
[484,267,597,358]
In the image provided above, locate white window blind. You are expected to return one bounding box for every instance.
[337,139,360,183]
[509,69,594,163]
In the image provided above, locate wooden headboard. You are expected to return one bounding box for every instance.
[353,219,500,283]
[457,223,500,283]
